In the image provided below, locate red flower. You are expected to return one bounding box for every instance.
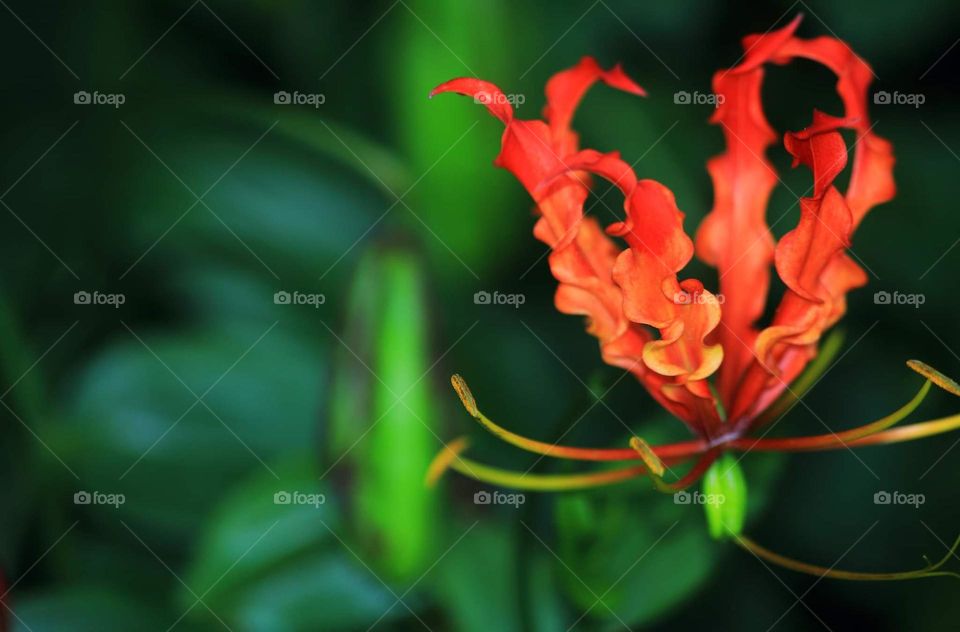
[429,16,960,578]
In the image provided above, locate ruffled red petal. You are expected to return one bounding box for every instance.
[543,56,646,137]
[555,151,724,433]
[432,61,719,426]
[695,16,895,425]
[433,20,895,439]
[731,113,869,424]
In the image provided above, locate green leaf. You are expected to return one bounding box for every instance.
[555,484,718,628]
[57,324,324,537]
[390,0,521,278]
[431,520,522,632]
[10,585,166,632]
[229,552,405,632]
[119,103,397,286]
[183,455,336,609]
[347,247,440,580]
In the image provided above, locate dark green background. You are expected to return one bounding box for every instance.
[2,1,959,630]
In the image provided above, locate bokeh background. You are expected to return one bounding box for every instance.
[2,1,960,630]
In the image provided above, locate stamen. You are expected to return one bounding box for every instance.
[648,449,721,493]
[734,533,960,581]
[629,436,665,476]
[907,360,960,396]
[449,374,703,463]
[735,380,931,452]
[844,413,960,447]
[425,436,471,487]
[446,455,650,491]
[451,374,479,416]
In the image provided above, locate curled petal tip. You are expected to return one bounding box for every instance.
[605,220,632,237]
[608,63,647,97]
[431,78,514,123]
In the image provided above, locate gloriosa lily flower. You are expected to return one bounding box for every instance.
[428,16,960,580]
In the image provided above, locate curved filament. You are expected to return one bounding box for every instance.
[649,448,721,493]
[735,380,931,452]
[735,533,960,581]
[844,413,960,448]
[425,436,471,487]
[446,455,650,491]
[450,374,704,463]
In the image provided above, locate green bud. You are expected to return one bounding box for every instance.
[701,453,748,540]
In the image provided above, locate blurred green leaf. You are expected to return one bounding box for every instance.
[11,585,166,632]
[391,0,522,278]
[555,484,718,628]
[229,552,405,631]
[432,520,522,632]
[58,324,323,537]
[183,456,335,608]
[343,246,439,580]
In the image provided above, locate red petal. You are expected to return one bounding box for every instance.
[430,78,515,124]
[729,113,867,424]
[567,154,723,431]
[777,113,854,300]
[773,35,895,226]
[543,56,645,134]
[696,17,894,424]
[433,62,710,429]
